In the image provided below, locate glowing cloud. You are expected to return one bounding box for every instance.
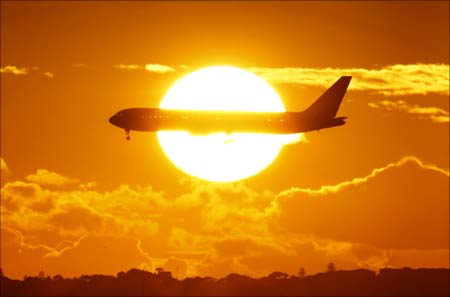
[144,64,175,73]
[248,64,449,96]
[0,158,11,184]
[369,100,449,123]
[1,156,448,278]
[272,155,449,253]
[2,226,87,258]
[276,155,449,198]
[43,72,54,78]
[113,63,175,73]
[136,239,153,271]
[113,64,142,70]
[1,158,10,175]
[25,169,78,186]
[0,65,27,75]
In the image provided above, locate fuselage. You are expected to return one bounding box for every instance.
[109,108,346,134]
[109,76,351,137]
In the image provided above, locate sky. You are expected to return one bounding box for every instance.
[1,1,449,279]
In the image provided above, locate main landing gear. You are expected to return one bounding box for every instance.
[125,129,131,141]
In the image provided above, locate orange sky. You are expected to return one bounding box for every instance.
[1,1,449,279]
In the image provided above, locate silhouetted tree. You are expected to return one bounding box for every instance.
[117,271,126,278]
[38,270,46,279]
[1,267,449,296]
[52,274,63,281]
[268,271,289,279]
[326,262,336,272]
[298,267,306,278]
[155,267,172,280]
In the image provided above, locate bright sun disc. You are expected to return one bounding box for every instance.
[157,66,294,182]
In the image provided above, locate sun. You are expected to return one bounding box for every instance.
[157,66,295,182]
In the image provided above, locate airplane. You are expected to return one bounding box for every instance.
[109,76,351,140]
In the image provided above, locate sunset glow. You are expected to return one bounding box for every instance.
[0,2,448,292]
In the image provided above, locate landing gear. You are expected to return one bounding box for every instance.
[125,129,131,141]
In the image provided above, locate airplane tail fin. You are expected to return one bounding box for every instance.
[305,76,351,119]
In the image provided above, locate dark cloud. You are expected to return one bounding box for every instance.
[274,158,449,250]
[49,205,103,231]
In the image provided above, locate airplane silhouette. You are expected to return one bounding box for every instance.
[109,76,351,140]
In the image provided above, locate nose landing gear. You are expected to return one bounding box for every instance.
[125,129,131,141]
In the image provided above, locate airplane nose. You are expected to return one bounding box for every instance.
[109,114,118,126]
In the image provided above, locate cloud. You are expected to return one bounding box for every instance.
[0,229,155,278]
[0,65,27,75]
[113,64,142,70]
[429,115,450,123]
[1,158,448,279]
[273,156,449,250]
[193,236,296,277]
[144,64,175,73]
[49,204,103,231]
[25,169,78,186]
[136,239,153,271]
[113,63,175,73]
[369,100,449,123]
[191,235,395,278]
[1,180,161,239]
[276,155,448,198]
[1,226,87,258]
[1,157,11,178]
[0,66,57,78]
[248,64,449,96]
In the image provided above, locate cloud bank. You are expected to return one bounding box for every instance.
[1,156,448,279]
[273,156,449,251]
[248,64,449,96]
